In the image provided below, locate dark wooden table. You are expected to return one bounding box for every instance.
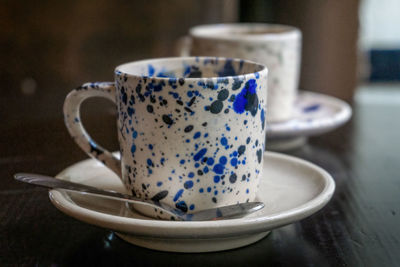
[1,83,399,266]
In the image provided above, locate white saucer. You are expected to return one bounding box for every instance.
[49,152,335,253]
[266,91,352,151]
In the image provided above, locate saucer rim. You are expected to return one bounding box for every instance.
[49,152,335,239]
[266,91,352,138]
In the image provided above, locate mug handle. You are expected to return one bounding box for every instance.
[63,82,122,178]
[174,35,192,57]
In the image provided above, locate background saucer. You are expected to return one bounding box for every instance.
[267,91,352,138]
[50,152,335,252]
[266,91,352,151]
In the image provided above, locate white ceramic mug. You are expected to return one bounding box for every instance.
[181,23,301,123]
[64,57,268,213]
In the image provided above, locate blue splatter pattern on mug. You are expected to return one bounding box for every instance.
[115,57,267,212]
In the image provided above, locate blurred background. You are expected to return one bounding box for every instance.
[1,0,399,158]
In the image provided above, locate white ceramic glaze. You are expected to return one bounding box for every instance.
[49,152,335,253]
[63,57,268,214]
[186,23,302,123]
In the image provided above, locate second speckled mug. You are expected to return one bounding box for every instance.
[64,57,268,213]
[184,23,301,123]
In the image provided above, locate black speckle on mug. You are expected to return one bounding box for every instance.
[210,100,223,114]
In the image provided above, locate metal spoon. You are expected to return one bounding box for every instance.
[14,173,264,221]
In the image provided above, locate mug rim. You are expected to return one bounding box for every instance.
[189,23,301,42]
[115,56,268,80]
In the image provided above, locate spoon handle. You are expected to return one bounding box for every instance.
[14,173,185,218]
[15,172,139,201]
